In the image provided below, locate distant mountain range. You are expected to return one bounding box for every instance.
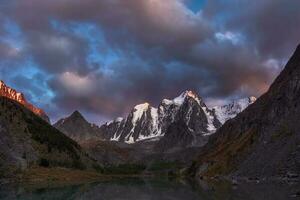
[100,90,222,144]
[213,96,257,124]
[0,80,50,122]
[0,77,257,173]
[55,90,255,149]
[0,80,255,146]
[1,45,300,181]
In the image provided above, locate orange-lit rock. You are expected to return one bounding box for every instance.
[0,80,50,122]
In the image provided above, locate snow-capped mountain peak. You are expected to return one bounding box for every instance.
[229,96,256,111]
[162,90,201,106]
[249,96,257,103]
[185,90,200,99]
[132,102,151,124]
[101,90,223,144]
[116,117,124,122]
[212,96,257,124]
[106,117,124,126]
[134,102,150,111]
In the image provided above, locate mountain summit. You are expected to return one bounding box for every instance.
[55,89,255,150]
[100,90,221,145]
[54,110,102,143]
[100,90,255,146]
[0,96,94,177]
[165,90,203,105]
[213,96,256,124]
[0,80,50,122]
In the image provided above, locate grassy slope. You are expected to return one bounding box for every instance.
[18,167,105,186]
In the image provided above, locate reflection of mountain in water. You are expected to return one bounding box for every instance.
[0,178,298,200]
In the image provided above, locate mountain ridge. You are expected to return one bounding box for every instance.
[212,96,256,124]
[55,90,256,147]
[100,91,256,144]
[0,96,97,178]
[189,44,300,179]
[100,90,221,144]
[0,80,50,123]
[54,110,102,143]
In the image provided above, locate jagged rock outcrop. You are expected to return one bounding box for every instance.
[101,91,222,145]
[155,120,198,152]
[54,111,102,143]
[0,80,50,122]
[190,44,300,179]
[212,96,256,124]
[56,90,254,149]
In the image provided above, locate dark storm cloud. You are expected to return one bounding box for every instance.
[0,0,299,122]
[204,0,300,59]
[48,60,215,118]
[0,41,14,59]
[11,74,47,102]
[190,41,273,97]
[24,31,93,75]
[11,0,211,51]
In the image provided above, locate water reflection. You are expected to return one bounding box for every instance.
[0,177,298,200]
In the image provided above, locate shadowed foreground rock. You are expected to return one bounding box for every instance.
[0,97,96,179]
[189,44,300,179]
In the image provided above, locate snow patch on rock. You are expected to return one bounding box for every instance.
[212,96,256,124]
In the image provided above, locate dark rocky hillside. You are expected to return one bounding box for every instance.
[54,111,102,143]
[189,45,300,179]
[0,97,96,178]
[155,120,205,152]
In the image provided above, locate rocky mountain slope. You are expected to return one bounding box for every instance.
[54,111,102,143]
[212,96,256,124]
[0,80,50,122]
[101,91,222,144]
[154,96,256,152]
[189,45,300,179]
[0,97,96,178]
[55,91,255,152]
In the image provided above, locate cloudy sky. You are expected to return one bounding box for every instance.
[0,0,299,124]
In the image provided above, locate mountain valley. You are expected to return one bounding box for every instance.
[0,45,300,185]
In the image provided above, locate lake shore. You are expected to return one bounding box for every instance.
[0,167,168,188]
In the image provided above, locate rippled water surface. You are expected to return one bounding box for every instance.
[0,178,298,200]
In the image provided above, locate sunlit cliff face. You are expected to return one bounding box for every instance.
[0,80,49,122]
[186,90,198,99]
